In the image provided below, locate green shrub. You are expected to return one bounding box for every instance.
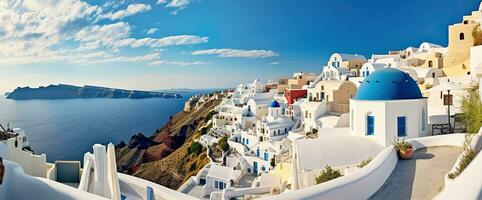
[315,165,342,184]
[473,24,482,46]
[461,90,482,133]
[204,110,218,123]
[200,123,213,135]
[200,127,208,135]
[357,158,372,168]
[188,142,203,155]
[392,137,412,152]
[189,162,197,172]
[448,148,476,179]
[218,136,230,152]
[448,134,477,179]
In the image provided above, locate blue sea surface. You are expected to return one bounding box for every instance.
[0,89,214,162]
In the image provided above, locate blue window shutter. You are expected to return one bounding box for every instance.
[367,116,374,135]
[264,152,268,161]
[147,186,154,200]
[256,148,260,157]
[397,116,406,137]
[215,180,218,189]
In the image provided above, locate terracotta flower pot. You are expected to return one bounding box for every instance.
[398,146,414,160]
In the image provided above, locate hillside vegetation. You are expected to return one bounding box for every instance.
[116,94,222,189]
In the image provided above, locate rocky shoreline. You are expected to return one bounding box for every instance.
[115,92,224,189]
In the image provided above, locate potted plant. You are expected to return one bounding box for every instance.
[392,137,413,159]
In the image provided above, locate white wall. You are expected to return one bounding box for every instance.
[350,99,428,147]
[470,46,482,98]
[262,134,467,200]
[435,139,482,199]
[301,102,327,132]
[0,160,107,200]
[470,46,482,81]
[223,186,274,199]
[4,138,47,178]
[117,173,198,200]
[350,99,387,146]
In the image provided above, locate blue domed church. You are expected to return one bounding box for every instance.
[349,68,429,146]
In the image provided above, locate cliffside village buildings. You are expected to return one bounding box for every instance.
[0,3,482,200]
[187,5,482,199]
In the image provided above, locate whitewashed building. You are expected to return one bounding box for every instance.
[350,68,429,147]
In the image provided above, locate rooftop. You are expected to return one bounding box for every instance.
[354,68,423,101]
[207,164,234,181]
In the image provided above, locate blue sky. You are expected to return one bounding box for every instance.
[1,0,481,92]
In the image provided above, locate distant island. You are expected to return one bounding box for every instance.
[6,84,182,100]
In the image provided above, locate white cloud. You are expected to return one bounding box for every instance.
[75,23,207,49]
[0,0,208,66]
[148,60,207,66]
[166,0,191,8]
[269,61,280,65]
[102,0,126,9]
[0,0,101,64]
[128,35,208,48]
[102,3,151,20]
[158,0,195,15]
[75,22,131,49]
[157,0,167,4]
[86,53,161,65]
[147,28,158,35]
[192,49,279,58]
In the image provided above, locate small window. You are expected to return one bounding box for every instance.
[397,116,406,137]
[367,115,374,135]
[428,61,433,68]
[422,109,427,131]
[215,180,219,189]
[463,20,468,24]
[460,33,465,40]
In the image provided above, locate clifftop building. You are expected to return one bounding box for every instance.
[443,5,482,76]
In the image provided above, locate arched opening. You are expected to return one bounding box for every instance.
[460,33,465,40]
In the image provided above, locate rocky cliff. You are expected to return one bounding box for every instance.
[116,93,222,189]
[7,84,182,100]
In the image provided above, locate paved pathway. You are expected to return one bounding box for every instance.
[370,146,462,200]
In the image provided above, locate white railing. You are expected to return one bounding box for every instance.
[0,160,107,200]
[261,134,467,200]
